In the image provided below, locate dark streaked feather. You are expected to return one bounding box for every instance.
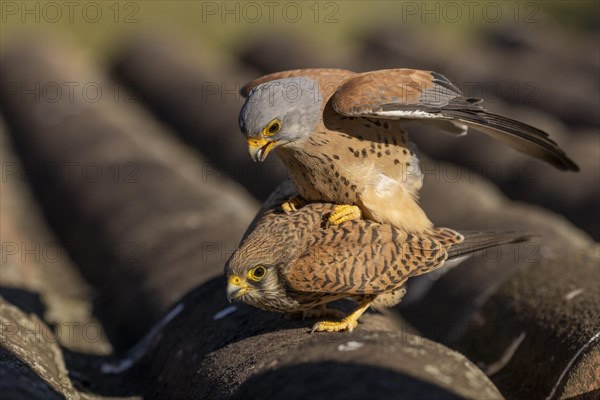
[430,71,462,96]
[447,231,534,260]
[439,109,579,171]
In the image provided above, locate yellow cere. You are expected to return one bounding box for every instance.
[229,275,243,286]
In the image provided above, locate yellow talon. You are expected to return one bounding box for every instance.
[311,318,359,333]
[281,196,306,214]
[310,297,373,333]
[328,204,362,225]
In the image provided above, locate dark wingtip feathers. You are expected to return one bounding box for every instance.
[442,109,580,172]
[430,71,463,96]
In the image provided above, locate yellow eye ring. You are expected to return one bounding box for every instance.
[248,265,266,281]
[264,119,281,136]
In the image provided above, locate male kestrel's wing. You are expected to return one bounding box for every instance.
[283,222,450,295]
[331,69,578,171]
[240,68,356,98]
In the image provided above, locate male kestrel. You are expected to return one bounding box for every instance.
[225,182,530,332]
[238,69,578,233]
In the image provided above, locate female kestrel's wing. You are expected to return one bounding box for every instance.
[283,217,531,296]
[283,221,451,295]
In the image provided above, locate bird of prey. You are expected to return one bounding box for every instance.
[225,182,531,332]
[239,69,578,233]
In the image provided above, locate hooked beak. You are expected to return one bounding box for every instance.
[247,137,279,162]
[226,275,247,302]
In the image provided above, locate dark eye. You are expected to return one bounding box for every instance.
[248,265,266,281]
[265,119,281,136]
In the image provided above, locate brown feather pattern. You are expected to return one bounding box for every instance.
[225,190,530,313]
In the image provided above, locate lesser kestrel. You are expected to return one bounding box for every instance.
[225,183,530,332]
[238,69,578,232]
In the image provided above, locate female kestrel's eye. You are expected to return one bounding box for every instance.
[248,265,266,281]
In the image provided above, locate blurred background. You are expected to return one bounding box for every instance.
[3,0,598,236]
[1,1,599,399]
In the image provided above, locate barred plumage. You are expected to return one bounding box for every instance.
[225,186,530,331]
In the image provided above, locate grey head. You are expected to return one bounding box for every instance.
[239,76,322,162]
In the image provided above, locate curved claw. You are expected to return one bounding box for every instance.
[281,196,306,214]
[310,297,374,333]
[311,319,359,333]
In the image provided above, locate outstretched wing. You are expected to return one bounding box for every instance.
[240,68,356,98]
[332,69,578,171]
[283,222,449,295]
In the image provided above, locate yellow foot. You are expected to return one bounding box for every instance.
[310,296,374,333]
[311,317,359,333]
[281,196,306,214]
[328,204,362,225]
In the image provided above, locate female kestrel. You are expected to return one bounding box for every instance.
[225,183,530,332]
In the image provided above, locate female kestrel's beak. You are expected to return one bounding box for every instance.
[247,137,279,162]
[226,275,248,302]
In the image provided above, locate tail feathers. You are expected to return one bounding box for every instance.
[426,227,464,247]
[441,109,579,172]
[447,231,534,260]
